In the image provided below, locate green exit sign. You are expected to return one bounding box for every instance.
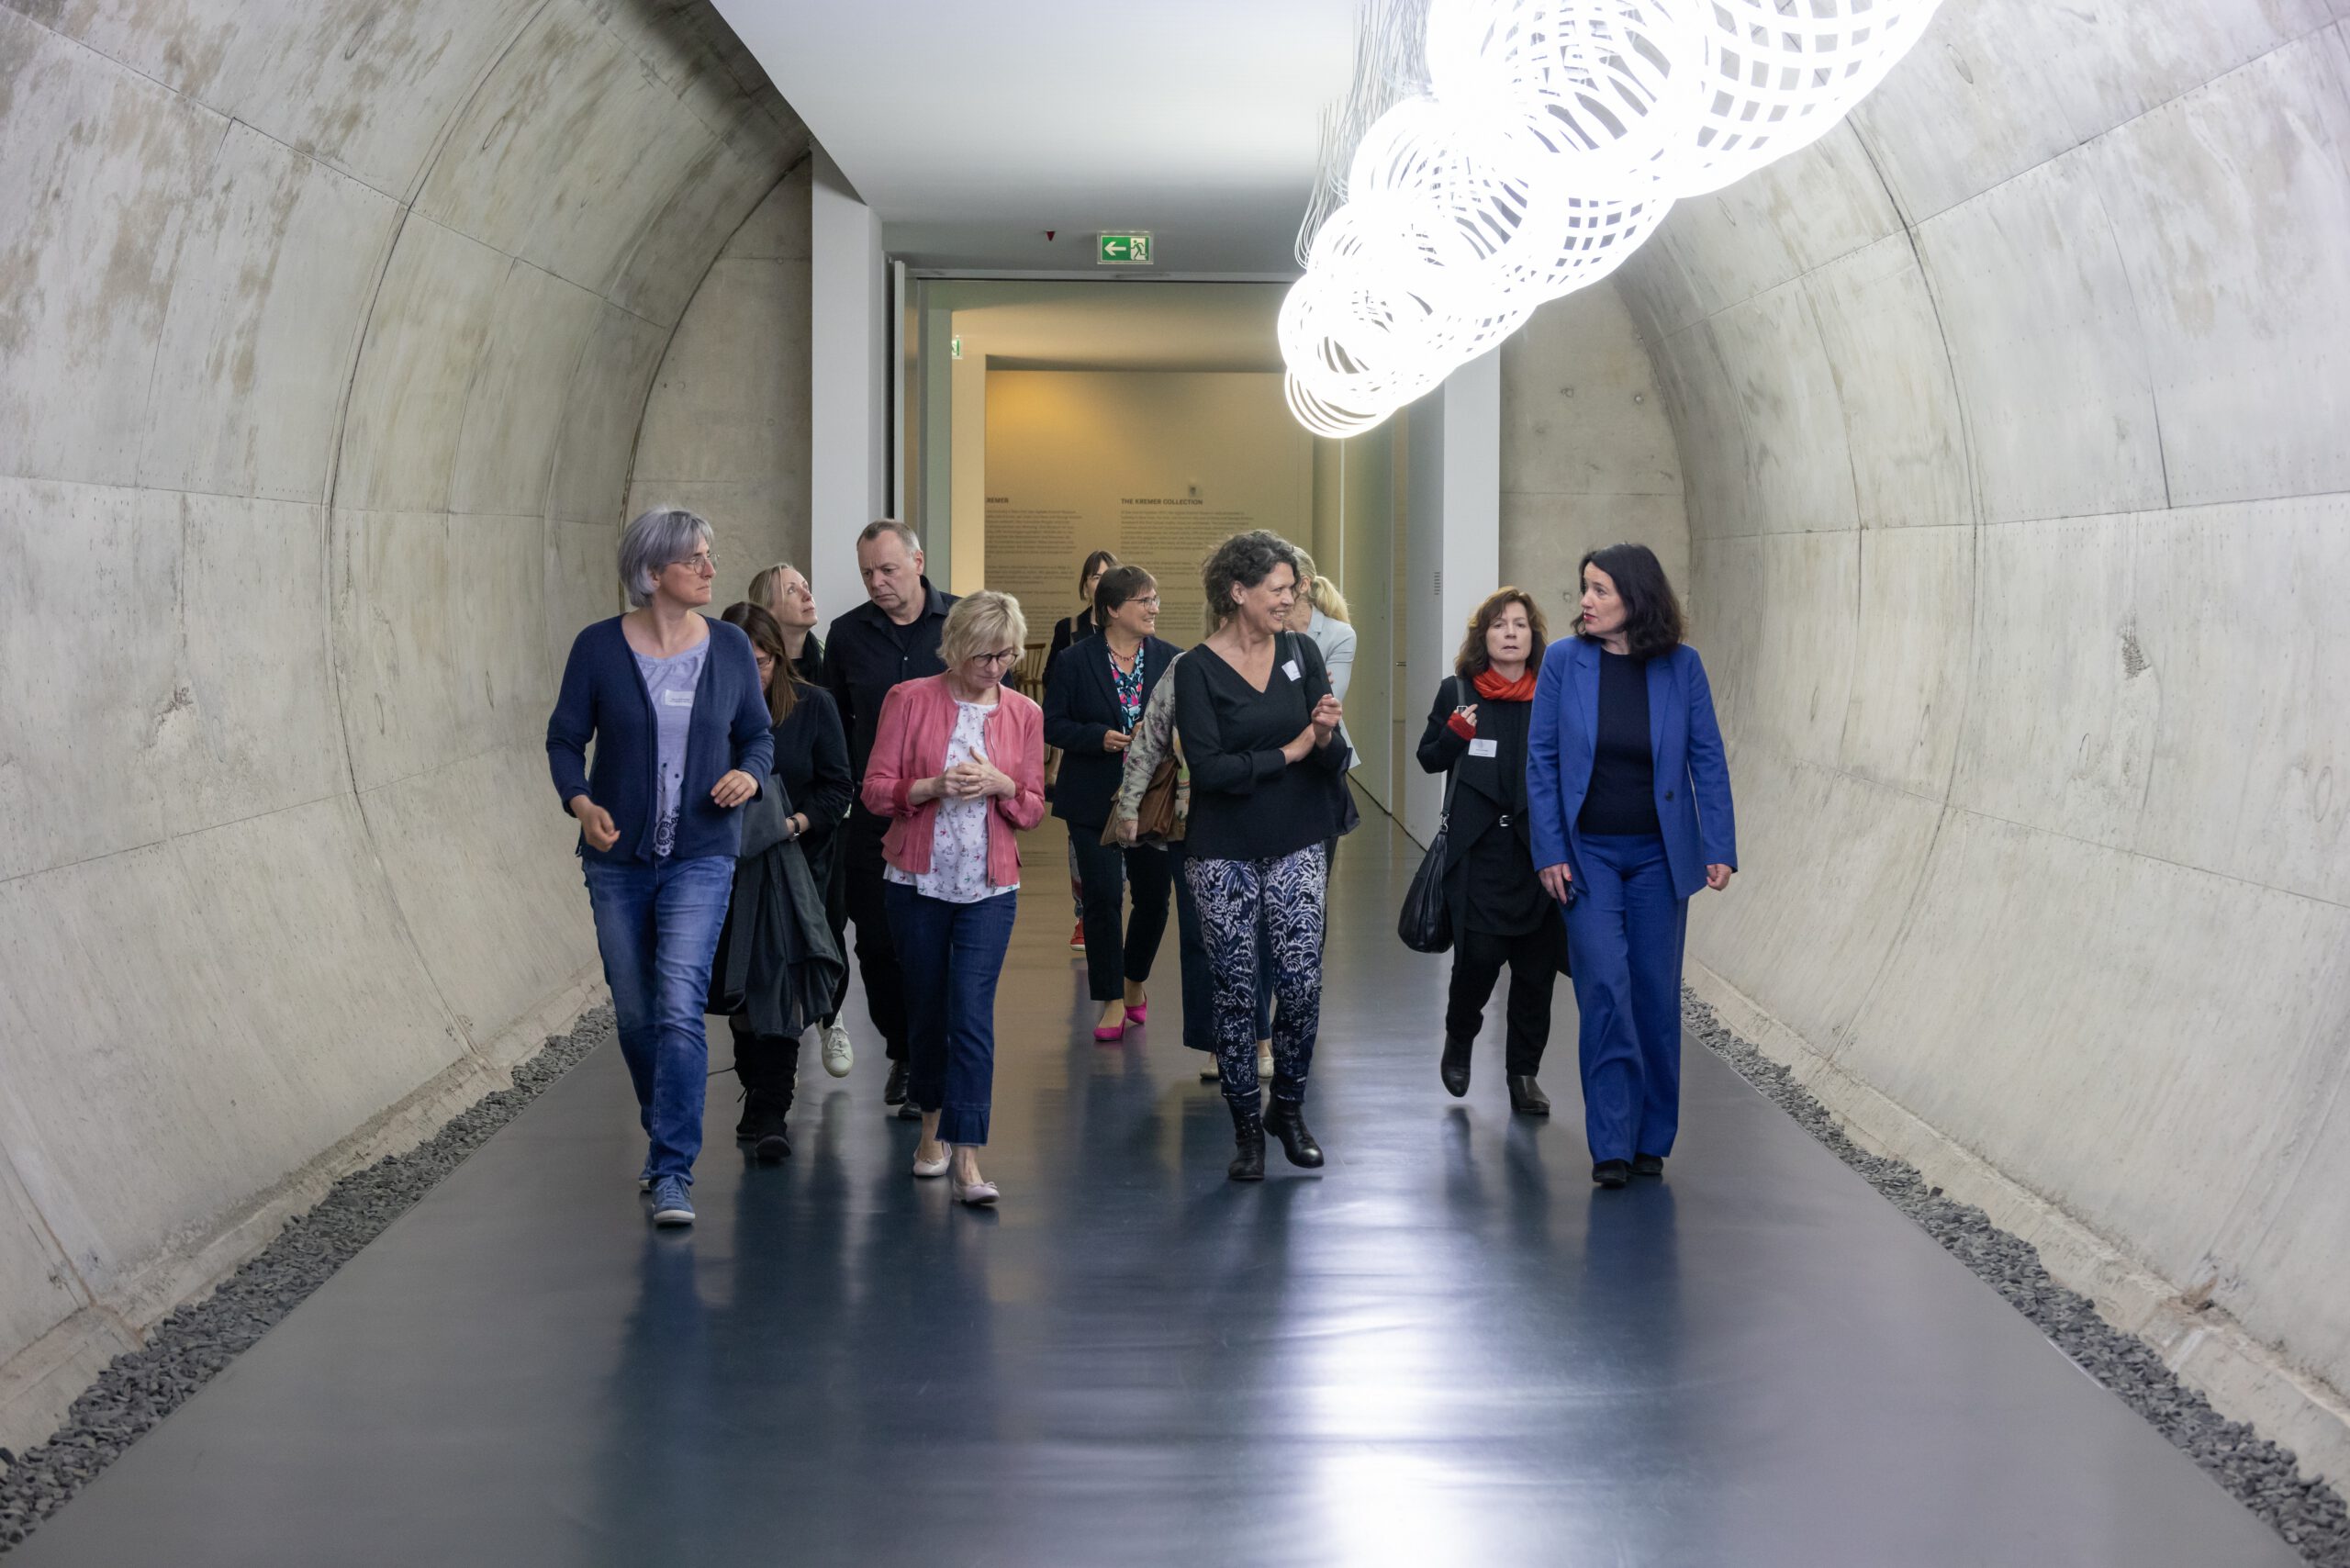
[1098,231,1153,265]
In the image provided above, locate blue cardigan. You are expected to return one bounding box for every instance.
[1528,640,1737,901]
[545,617,775,865]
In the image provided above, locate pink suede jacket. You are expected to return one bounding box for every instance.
[859,674,1047,886]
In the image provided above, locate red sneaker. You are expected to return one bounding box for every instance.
[1068,922,1086,951]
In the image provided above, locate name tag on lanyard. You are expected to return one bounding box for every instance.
[1467,737,1498,757]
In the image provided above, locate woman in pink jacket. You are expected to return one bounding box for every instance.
[862,590,1046,1205]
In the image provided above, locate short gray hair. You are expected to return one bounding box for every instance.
[857,518,922,555]
[620,508,713,608]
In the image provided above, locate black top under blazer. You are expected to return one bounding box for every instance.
[1043,634,1181,830]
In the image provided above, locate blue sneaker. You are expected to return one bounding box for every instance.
[649,1176,694,1226]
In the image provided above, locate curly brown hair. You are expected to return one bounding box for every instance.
[1454,587,1550,679]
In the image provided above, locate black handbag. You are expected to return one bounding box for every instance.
[1398,762,1458,954]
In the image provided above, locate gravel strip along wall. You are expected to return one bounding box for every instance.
[0,1009,615,1555]
[1685,993,2350,1567]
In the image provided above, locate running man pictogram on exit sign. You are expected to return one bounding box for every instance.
[1098,232,1153,265]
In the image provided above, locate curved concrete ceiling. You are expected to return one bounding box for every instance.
[711,0,1356,273]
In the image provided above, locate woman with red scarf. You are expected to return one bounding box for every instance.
[1415,588,1569,1115]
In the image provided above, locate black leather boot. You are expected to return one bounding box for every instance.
[1227,1100,1266,1182]
[749,1092,791,1161]
[1592,1159,1631,1189]
[1506,1074,1550,1116]
[1439,1035,1472,1098]
[1263,1099,1325,1169]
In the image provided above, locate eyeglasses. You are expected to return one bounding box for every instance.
[974,648,1022,666]
[669,552,718,576]
[752,651,776,667]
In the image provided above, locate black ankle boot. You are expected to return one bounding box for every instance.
[745,1091,792,1161]
[1264,1099,1325,1168]
[1227,1100,1266,1182]
[1506,1074,1550,1115]
[1592,1159,1631,1189]
[1439,1035,1472,1098]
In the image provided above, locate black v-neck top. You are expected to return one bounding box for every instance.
[1173,634,1348,861]
[1577,651,1662,836]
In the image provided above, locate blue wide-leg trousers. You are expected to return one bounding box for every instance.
[1563,833,1688,1164]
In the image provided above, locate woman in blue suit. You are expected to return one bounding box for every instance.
[1528,543,1736,1190]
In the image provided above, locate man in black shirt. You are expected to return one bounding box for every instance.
[825,520,957,1116]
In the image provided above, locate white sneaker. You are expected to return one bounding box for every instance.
[821,1020,854,1079]
[1257,1042,1275,1081]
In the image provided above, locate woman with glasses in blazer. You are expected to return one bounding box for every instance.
[1044,566,1181,1042]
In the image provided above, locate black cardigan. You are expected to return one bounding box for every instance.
[1043,634,1181,830]
[1175,632,1348,862]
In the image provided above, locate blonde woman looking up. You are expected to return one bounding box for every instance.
[747,562,825,688]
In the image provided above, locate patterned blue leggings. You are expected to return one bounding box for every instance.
[1182,844,1328,1106]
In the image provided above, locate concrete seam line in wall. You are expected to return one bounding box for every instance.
[0,1007,616,1555]
[319,200,485,1068]
[1684,972,2350,1547]
[395,0,562,209]
[612,159,809,542]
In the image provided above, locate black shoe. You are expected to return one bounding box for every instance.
[738,1090,792,1161]
[1263,1099,1325,1169]
[883,1060,909,1106]
[1632,1152,1665,1176]
[1506,1075,1550,1116]
[1227,1101,1266,1182]
[733,1086,758,1141]
[1592,1159,1632,1189]
[1439,1035,1472,1098]
[894,1099,923,1122]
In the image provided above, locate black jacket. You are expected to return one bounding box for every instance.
[1048,609,1096,664]
[1043,634,1181,830]
[823,579,957,784]
[709,774,847,1039]
[1418,675,1561,948]
[770,685,852,881]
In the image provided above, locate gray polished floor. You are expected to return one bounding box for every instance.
[14,812,2295,1566]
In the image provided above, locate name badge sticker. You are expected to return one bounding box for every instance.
[1468,737,1499,757]
[1282,659,1302,682]
[661,689,695,707]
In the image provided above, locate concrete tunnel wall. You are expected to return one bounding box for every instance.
[0,0,806,1450]
[1613,1,2350,1477]
[3,0,2348,1492]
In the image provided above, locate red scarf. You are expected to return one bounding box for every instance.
[1472,666,1539,702]
[1447,666,1539,737]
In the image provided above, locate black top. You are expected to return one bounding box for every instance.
[1416,677,1552,937]
[1578,650,1662,836]
[770,684,851,849]
[822,578,957,784]
[1043,633,1181,830]
[1048,609,1097,664]
[790,633,826,692]
[1174,632,1348,862]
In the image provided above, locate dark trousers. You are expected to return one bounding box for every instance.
[729,1014,800,1110]
[1168,840,1273,1054]
[1444,924,1562,1076]
[1564,833,1688,1163]
[843,807,909,1061]
[1068,824,1172,1002]
[1182,845,1328,1106]
[885,883,1016,1146]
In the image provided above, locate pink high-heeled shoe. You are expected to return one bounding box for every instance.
[1092,1018,1125,1042]
[1125,999,1148,1025]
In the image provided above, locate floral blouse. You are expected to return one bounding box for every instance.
[884,699,1015,903]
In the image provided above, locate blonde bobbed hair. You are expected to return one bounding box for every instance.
[939,589,1028,668]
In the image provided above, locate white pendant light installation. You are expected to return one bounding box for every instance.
[1283,0,1943,434]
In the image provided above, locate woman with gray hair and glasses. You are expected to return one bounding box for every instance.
[547,508,775,1228]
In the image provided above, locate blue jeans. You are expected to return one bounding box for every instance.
[1168,840,1273,1055]
[583,854,734,1184]
[1563,833,1689,1164]
[885,884,1016,1146]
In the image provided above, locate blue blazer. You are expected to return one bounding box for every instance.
[545,617,775,865]
[1528,640,1737,901]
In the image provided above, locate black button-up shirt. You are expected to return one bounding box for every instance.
[823,578,958,783]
